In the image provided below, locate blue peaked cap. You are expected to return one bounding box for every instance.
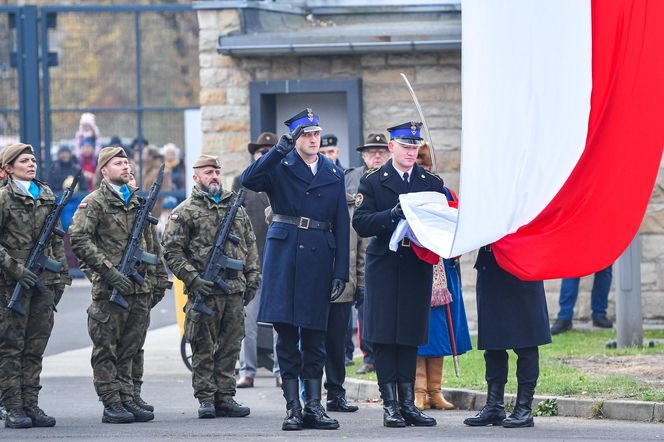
[284,108,323,133]
[387,121,424,145]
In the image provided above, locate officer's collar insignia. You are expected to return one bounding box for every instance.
[410,122,417,135]
[307,108,314,122]
[355,193,364,208]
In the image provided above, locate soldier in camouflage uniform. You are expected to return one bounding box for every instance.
[162,155,260,419]
[0,143,71,429]
[127,169,172,412]
[69,146,163,424]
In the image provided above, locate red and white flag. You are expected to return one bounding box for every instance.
[436,0,664,280]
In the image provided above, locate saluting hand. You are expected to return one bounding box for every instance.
[330,278,346,302]
[275,125,305,155]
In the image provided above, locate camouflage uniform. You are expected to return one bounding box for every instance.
[131,223,171,398]
[0,180,71,409]
[162,186,260,403]
[69,179,160,406]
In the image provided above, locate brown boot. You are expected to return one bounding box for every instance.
[427,357,455,410]
[414,357,429,410]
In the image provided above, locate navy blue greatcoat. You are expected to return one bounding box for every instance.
[352,159,446,347]
[240,147,350,331]
[475,248,552,350]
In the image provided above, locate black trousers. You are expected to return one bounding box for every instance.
[324,302,352,398]
[373,343,418,385]
[273,322,326,381]
[484,346,539,389]
[358,302,375,365]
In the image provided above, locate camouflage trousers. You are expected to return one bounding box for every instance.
[131,314,150,396]
[0,285,56,409]
[185,292,244,402]
[87,295,149,406]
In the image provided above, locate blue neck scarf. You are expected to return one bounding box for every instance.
[28,181,40,200]
[120,184,131,204]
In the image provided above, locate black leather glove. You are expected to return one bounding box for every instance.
[354,286,365,308]
[15,266,38,289]
[330,278,346,302]
[150,288,166,309]
[104,268,132,295]
[390,202,405,221]
[190,275,214,297]
[243,286,259,306]
[275,125,305,155]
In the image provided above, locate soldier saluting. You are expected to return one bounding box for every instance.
[0,143,71,429]
[241,109,350,431]
[70,146,161,424]
[162,155,260,420]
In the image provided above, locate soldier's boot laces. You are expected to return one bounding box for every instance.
[379,383,406,428]
[134,394,154,412]
[215,398,250,417]
[24,404,56,427]
[102,403,135,424]
[122,400,154,422]
[281,379,303,431]
[463,383,507,426]
[302,379,339,430]
[502,384,535,428]
[4,408,32,429]
[198,400,216,419]
[397,382,436,427]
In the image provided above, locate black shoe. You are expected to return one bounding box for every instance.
[397,382,436,427]
[198,400,216,419]
[550,318,573,335]
[4,408,32,429]
[0,405,6,420]
[281,379,303,431]
[215,398,250,417]
[355,363,375,375]
[502,385,535,428]
[24,405,56,427]
[102,403,135,424]
[463,383,506,426]
[379,383,406,428]
[593,316,613,328]
[326,395,359,413]
[302,379,340,430]
[133,394,154,412]
[122,400,154,422]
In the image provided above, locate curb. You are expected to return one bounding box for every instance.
[344,377,664,424]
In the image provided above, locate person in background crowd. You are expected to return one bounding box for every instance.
[74,112,102,158]
[141,145,172,218]
[319,134,344,171]
[414,144,472,411]
[345,133,391,375]
[163,143,186,191]
[107,136,124,149]
[48,144,79,192]
[78,142,97,191]
[0,146,7,187]
[125,137,149,178]
[234,132,281,390]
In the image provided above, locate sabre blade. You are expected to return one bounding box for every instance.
[400,73,437,171]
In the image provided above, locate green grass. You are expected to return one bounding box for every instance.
[347,329,664,402]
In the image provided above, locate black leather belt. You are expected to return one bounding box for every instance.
[272,214,332,231]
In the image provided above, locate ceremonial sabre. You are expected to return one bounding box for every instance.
[400,73,437,171]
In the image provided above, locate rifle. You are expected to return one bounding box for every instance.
[193,188,247,316]
[109,165,163,309]
[7,170,82,316]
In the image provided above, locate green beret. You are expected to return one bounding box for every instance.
[193,155,221,169]
[97,146,128,172]
[2,143,34,167]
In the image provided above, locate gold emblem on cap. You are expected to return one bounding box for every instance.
[307,108,314,122]
[355,193,364,208]
[410,122,417,135]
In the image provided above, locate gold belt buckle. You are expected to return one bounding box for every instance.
[401,238,411,248]
[298,217,311,230]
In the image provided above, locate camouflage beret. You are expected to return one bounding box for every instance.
[2,143,34,167]
[193,155,221,169]
[97,146,128,172]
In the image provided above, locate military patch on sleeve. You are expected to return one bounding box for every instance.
[169,214,179,221]
[355,193,364,208]
[78,202,87,209]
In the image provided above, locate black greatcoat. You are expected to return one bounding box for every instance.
[352,159,446,347]
[475,248,552,350]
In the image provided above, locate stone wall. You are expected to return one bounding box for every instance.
[198,8,664,326]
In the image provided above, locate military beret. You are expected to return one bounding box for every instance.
[2,143,34,167]
[96,146,128,172]
[320,134,338,148]
[193,155,221,169]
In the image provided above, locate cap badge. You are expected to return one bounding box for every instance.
[375,136,380,141]
[410,122,417,135]
[307,108,314,122]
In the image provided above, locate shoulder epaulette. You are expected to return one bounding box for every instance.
[363,167,379,178]
[425,170,443,181]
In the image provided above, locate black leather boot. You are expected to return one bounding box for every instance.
[4,408,32,428]
[379,383,406,428]
[463,383,506,426]
[281,379,303,431]
[198,400,216,419]
[102,403,135,424]
[397,382,436,426]
[122,400,154,422]
[502,384,535,428]
[24,404,56,427]
[215,398,250,417]
[134,394,154,412]
[302,379,339,430]
[326,395,359,412]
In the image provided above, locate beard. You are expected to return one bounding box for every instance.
[202,182,221,196]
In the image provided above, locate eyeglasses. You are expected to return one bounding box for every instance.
[363,149,389,156]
